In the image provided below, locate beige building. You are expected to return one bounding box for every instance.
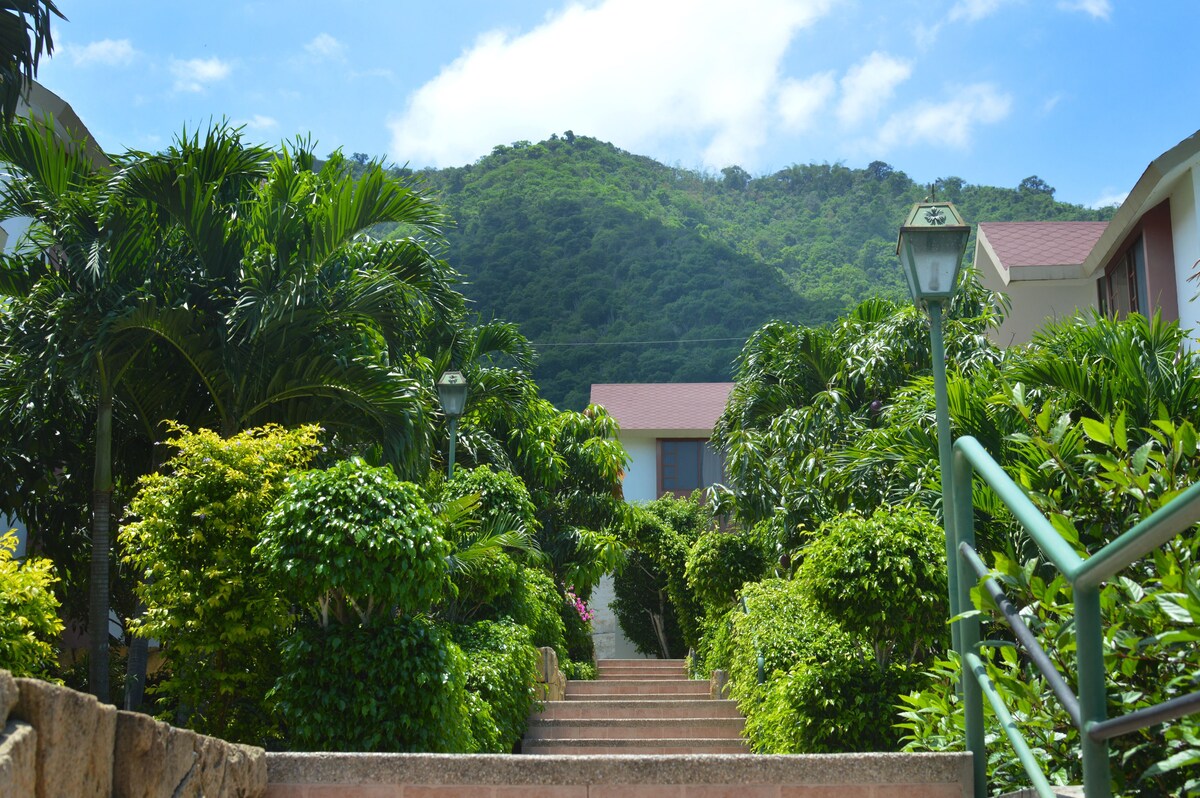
[976,128,1200,346]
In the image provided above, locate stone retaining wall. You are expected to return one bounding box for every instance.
[0,669,266,798]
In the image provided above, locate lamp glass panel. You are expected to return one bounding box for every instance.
[902,229,967,298]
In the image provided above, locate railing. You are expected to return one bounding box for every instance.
[948,435,1200,798]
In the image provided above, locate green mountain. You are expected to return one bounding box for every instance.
[395,134,1112,409]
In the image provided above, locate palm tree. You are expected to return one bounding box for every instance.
[0,1,62,122]
[0,116,171,700]
[114,131,459,477]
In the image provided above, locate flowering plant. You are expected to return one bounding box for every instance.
[565,586,593,624]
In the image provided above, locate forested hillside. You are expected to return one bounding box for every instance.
[385,134,1112,409]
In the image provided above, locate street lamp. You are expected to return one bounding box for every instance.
[436,370,469,479]
[896,200,983,796]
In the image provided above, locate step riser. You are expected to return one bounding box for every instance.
[596,670,689,679]
[526,721,744,740]
[535,701,742,720]
[567,681,710,696]
[522,743,751,755]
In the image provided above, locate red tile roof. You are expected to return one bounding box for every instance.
[978,221,1108,270]
[589,383,735,431]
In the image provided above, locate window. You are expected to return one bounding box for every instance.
[657,439,725,498]
[1099,236,1146,317]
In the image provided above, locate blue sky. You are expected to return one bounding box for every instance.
[33,0,1200,209]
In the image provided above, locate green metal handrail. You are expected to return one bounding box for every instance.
[949,434,1200,798]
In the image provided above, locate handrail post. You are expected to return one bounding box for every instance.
[1076,586,1112,797]
[928,300,960,656]
[953,449,986,797]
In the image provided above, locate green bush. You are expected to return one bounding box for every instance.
[749,654,918,753]
[270,616,471,752]
[498,567,567,659]
[259,457,450,621]
[729,578,912,753]
[0,530,63,679]
[444,465,538,533]
[685,526,769,613]
[119,423,321,742]
[438,465,538,619]
[795,505,947,665]
[451,620,539,752]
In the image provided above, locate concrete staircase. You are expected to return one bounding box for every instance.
[522,658,749,754]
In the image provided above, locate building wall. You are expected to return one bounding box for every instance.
[619,433,659,503]
[1172,168,1200,343]
[979,263,1097,346]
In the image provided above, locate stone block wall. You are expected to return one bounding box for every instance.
[0,669,266,797]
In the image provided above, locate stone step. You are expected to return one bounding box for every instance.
[566,679,710,697]
[535,698,743,720]
[520,737,752,755]
[268,751,974,797]
[595,666,690,680]
[597,659,687,674]
[525,716,745,740]
[597,658,687,667]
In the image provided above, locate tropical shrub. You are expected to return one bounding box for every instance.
[119,423,321,742]
[451,620,539,752]
[258,457,450,621]
[497,566,567,660]
[901,408,1200,796]
[560,585,596,666]
[259,457,466,752]
[270,616,471,752]
[437,465,540,621]
[795,505,947,665]
[0,530,63,679]
[728,578,911,752]
[685,526,770,613]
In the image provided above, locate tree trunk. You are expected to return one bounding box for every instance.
[88,381,113,703]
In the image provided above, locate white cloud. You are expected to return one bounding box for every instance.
[242,114,278,131]
[836,52,911,127]
[1090,189,1127,208]
[919,0,1015,47]
[777,72,835,132]
[948,0,1013,23]
[868,82,1012,152]
[60,38,136,67]
[1041,93,1064,113]
[170,57,232,93]
[387,0,834,169]
[305,33,345,60]
[1058,0,1112,19]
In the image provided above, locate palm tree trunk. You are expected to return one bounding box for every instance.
[88,378,113,703]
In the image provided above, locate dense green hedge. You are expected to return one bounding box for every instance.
[452,620,539,752]
[271,616,471,752]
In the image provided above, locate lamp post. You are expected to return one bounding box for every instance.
[436,370,468,479]
[896,201,984,796]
